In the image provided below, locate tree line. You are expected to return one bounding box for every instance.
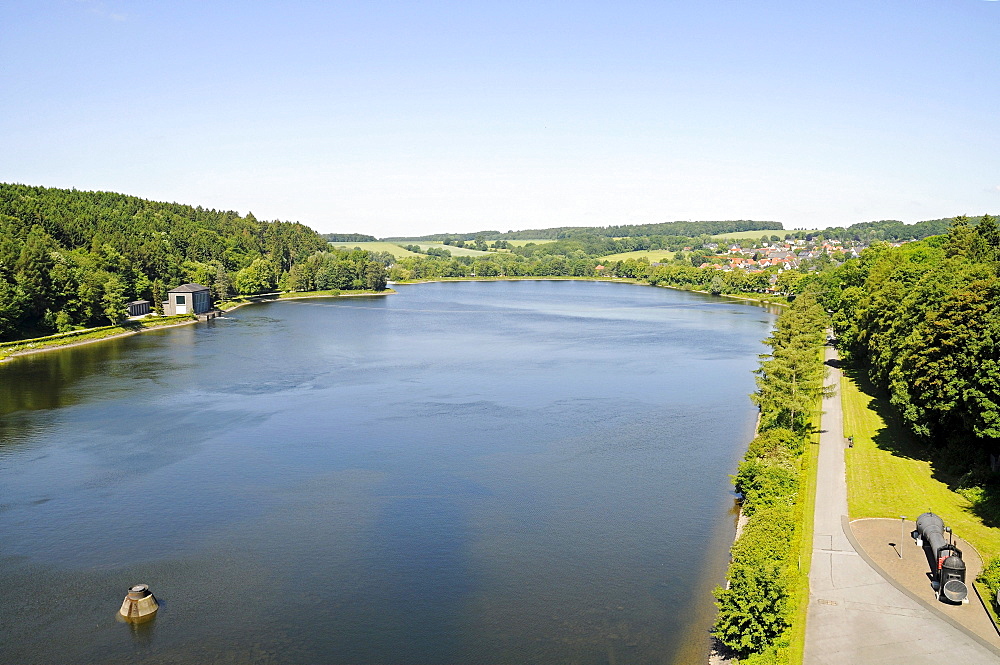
[386,220,782,242]
[0,184,386,340]
[713,215,1000,661]
[322,232,377,243]
[385,239,816,295]
[383,217,975,245]
[820,215,1000,464]
[714,294,829,663]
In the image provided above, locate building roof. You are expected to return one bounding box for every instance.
[127,300,150,306]
[168,283,210,293]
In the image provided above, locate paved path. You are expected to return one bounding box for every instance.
[803,345,1000,665]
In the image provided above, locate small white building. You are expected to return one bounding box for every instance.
[164,283,212,315]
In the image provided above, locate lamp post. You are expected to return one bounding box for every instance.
[900,516,905,559]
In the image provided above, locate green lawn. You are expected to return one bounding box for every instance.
[598,249,679,262]
[332,241,494,257]
[328,241,421,257]
[505,239,555,247]
[412,242,490,256]
[841,368,1000,560]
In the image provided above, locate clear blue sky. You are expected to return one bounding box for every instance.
[2,1,998,237]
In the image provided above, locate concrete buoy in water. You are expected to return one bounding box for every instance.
[119,584,158,623]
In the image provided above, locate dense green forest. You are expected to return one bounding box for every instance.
[821,215,1000,464]
[0,184,387,340]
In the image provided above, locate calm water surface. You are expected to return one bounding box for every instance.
[0,281,776,665]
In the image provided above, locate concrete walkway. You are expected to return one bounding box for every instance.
[803,346,1000,665]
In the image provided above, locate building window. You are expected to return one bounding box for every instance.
[176,295,186,304]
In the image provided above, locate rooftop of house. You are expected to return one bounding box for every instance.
[169,283,210,293]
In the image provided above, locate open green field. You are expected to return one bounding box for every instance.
[598,249,679,262]
[842,368,1000,560]
[328,241,421,257]
[505,239,555,247]
[412,242,490,256]
[334,241,492,257]
[708,230,823,243]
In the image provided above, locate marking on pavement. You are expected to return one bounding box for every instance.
[814,548,859,556]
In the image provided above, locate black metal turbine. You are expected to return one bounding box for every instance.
[913,512,968,603]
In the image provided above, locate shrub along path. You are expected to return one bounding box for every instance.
[803,346,999,665]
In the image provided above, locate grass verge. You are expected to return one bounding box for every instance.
[784,405,822,664]
[841,366,1000,561]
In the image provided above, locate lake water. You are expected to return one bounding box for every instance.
[0,280,776,665]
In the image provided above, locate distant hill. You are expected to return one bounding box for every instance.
[322,233,377,243]
[388,216,1000,245]
[385,220,782,242]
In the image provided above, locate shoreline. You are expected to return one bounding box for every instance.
[0,289,395,363]
[0,318,201,363]
[392,275,789,307]
[0,279,784,363]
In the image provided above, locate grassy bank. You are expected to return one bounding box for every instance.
[841,367,1000,560]
[0,315,196,361]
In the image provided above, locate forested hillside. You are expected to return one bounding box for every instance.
[0,184,387,340]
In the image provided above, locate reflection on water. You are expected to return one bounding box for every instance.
[0,281,775,664]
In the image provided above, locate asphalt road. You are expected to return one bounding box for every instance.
[803,345,1000,665]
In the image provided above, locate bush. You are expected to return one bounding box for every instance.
[714,293,828,660]
[978,556,1000,599]
[735,461,799,516]
[715,561,792,657]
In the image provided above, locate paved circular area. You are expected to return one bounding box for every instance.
[850,517,1000,649]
